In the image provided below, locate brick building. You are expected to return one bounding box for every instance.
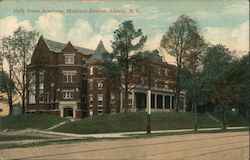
[26,36,185,118]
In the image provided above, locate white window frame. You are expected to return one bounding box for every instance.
[89,67,94,75]
[89,80,93,90]
[64,54,75,64]
[63,71,76,83]
[97,81,103,89]
[97,94,103,107]
[62,90,74,99]
[89,94,93,107]
[110,93,115,104]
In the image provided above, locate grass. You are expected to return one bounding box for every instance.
[0,135,49,141]
[211,111,249,127]
[0,113,66,131]
[53,112,221,134]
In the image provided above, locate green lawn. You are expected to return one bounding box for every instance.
[0,114,66,131]
[53,112,221,134]
[211,111,249,127]
[0,135,49,141]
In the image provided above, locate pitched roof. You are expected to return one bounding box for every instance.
[89,40,109,61]
[43,38,94,55]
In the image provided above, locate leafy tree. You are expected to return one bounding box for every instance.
[1,27,39,113]
[0,70,16,114]
[161,15,206,112]
[201,44,234,130]
[103,20,147,111]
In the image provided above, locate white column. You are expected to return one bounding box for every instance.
[73,108,76,118]
[154,94,157,109]
[60,107,63,117]
[132,90,135,111]
[147,90,151,114]
[162,95,165,109]
[170,96,173,110]
[183,97,186,111]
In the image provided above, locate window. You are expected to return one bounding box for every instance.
[89,80,93,90]
[129,64,132,72]
[97,81,103,89]
[63,71,76,83]
[128,93,132,105]
[89,95,93,106]
[111,93,115,104]
[97,67,102,74]
[141,65,146,73]
[63,91,74,99]
[39,92,44,102]
[157,67,161,75]
[83,74,87,80]
[44,93,50,102]
[97,94,103,106]
[65,54,74,64]
[29,94,35,104]
[89,67,94,75]
[165,69,168,76]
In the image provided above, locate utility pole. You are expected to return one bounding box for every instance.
[147,64,152,134]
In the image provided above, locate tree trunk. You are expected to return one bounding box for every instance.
[222,106,227,131]
[194,100,198,131]
[8,95,13,115]
[174,65,181,112]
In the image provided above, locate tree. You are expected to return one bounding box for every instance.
[161,15,205,112]
[0,70,16,114]
[103,20,147,111]
[201,44,234,130]
[1,36,18,115]
[1,27,39,114]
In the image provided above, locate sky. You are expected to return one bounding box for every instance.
[0,0,249,64]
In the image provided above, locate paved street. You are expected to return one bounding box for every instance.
[0,131,249,160]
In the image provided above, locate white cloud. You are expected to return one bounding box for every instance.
[100,19,119,35]
[67,18,119,51]
[67,19,93,45]
[35,13,65,41]
[231,21,249,51]
[203,21,249,52]
[223,4,249,15]
[144,33,162,51]
[0,16,32,38]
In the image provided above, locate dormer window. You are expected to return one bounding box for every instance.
[64,54,75,64]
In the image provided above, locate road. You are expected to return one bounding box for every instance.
[0,131,249,160]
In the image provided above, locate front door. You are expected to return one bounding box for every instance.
[63,107,73,117]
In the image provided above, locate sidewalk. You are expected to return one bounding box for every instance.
[0,126,248,146]
[38,126,249,138]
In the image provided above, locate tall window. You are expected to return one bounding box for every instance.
[89,67,94,75]
[165,69,168,76]
[65,54,74,64]
[97,94,103,106]
[39,71,45,103]
[157,67,161,75]
[63,71,76,83]
[28,72,36,104]
[97,81,103,89]
[129,64,133,72]
[62,90,74,99]
[89,95,93,106]
[110,93,115,104]
[89,80,93,90]
[128,93,132,105]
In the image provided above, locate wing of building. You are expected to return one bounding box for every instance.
[26,36,186,118]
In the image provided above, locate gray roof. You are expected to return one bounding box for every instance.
[89,41,109,61]
[43,38,94,55]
